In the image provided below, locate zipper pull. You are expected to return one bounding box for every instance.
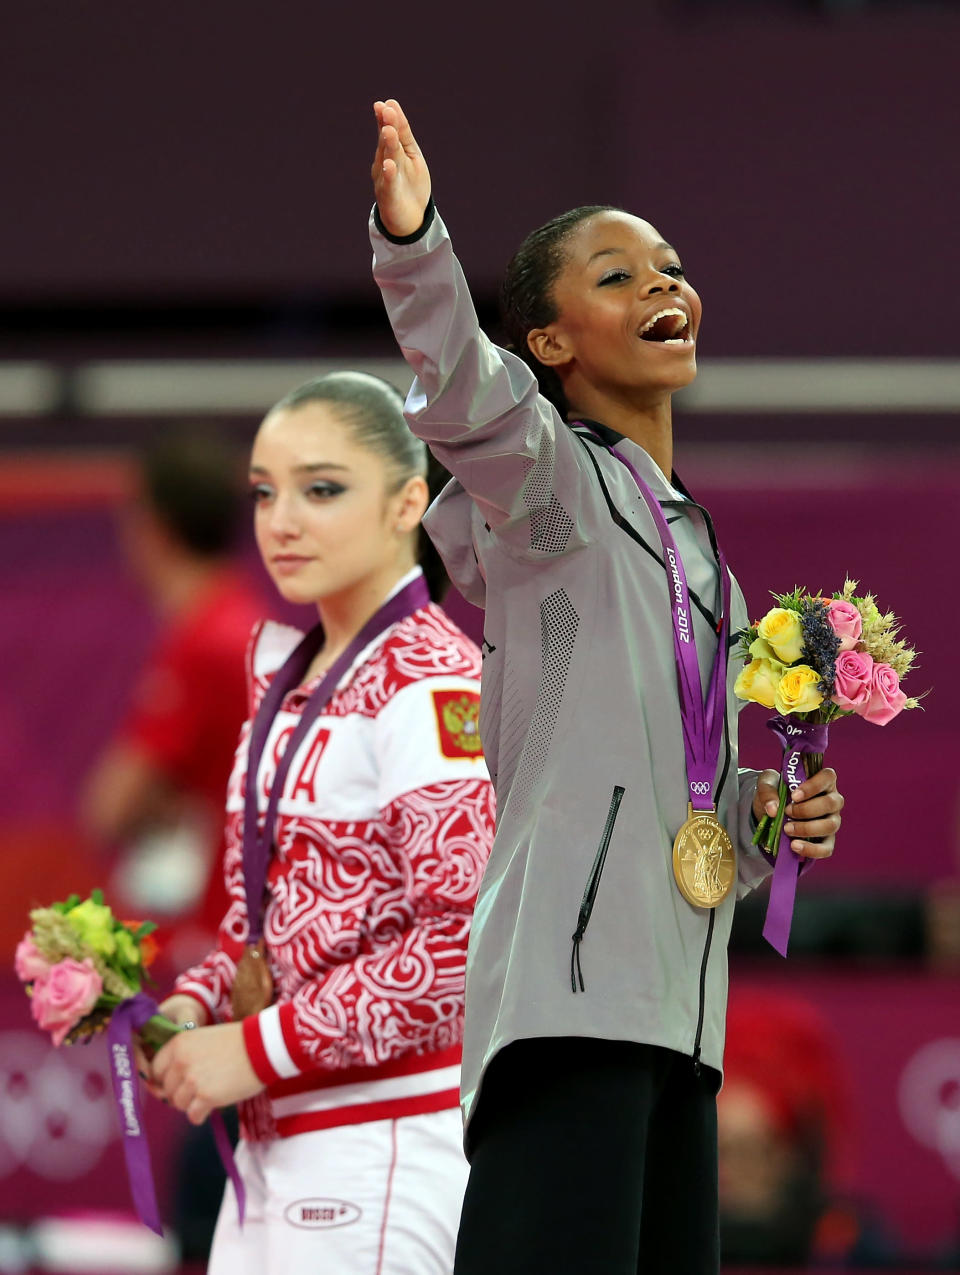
[570,929,586,993]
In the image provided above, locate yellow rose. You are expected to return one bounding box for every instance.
[748,636,778,663]
[734,658,784,709]
[757,608,805,664]
[774,665,824,716]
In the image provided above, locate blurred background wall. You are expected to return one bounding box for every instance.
[1,1,958,1271]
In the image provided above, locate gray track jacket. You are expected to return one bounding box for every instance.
[371,203,773,1139]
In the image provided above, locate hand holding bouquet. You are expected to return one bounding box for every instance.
[735,580,919,954]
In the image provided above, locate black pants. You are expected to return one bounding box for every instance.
[454,1037,720,1275]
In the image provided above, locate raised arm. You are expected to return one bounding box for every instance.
[370,99,598,554]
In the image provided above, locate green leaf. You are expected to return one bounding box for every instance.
[90,888,104,906]
[134,921,158,939]
[771,585,807,614]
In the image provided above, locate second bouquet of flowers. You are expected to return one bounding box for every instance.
[15,889,242,1234]
[16,890,172,1049]
[735,580,919,954]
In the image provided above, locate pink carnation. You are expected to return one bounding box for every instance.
[30,958,103,1047]
[862,662,907,726]
[14,933,51,982]
[832,649,874,714]
[826,599,863,652]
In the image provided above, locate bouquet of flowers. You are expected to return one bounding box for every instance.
[15,889,244,1234]
[15,889,175,1050]
[15,890,181,1233]
[734,580,919,954]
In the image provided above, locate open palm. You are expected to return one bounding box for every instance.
[371,98,432,238]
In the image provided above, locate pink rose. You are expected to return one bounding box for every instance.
[14,933,51,982]
[832,649,874,713]
[862,662,907,726]
[30,958,103,1047]
[826,599,863,652]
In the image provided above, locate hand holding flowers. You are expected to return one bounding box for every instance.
[751,767,843,861]
[132,993,210,1100]
[151,1021,264,1126]
[134,992,264,1123]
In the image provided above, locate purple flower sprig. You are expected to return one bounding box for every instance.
[800,598,841,698]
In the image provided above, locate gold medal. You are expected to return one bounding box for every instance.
[672,804,735,909]
[231,939,275,1019]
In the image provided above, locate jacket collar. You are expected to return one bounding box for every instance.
[569,418,690,501]
[571,417,624,447]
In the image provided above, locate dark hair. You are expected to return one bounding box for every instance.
[270,371,451,601]
[141,431,244,557]
[500,205,621,416]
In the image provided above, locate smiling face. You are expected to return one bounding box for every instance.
[528,210,702,409]
[249,403,426,610]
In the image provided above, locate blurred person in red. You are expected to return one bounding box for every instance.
[719,989,897,1267]
[80,431,265,969]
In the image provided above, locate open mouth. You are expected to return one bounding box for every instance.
[637,307,690,345]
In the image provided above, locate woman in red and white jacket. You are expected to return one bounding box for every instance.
[145,371,495,1275]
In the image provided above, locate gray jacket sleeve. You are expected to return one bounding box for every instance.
[371,206,598,556]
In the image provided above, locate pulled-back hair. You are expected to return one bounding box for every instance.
[270,371,450,601]
[499,205,621,416]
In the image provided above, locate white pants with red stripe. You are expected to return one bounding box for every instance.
[207,1107,468,1275]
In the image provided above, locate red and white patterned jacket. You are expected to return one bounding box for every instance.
[174,576,494,1140]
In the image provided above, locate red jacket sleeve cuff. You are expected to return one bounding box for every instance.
[241,1002,309,1085]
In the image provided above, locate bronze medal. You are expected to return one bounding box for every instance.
[672,803,735,909]
[231,939,274,1019]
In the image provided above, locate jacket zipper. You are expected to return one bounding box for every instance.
[571,785,625,993]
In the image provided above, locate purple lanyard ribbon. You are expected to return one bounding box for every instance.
[761,714,830,957]
[241,575,431,942]
[581,426,731,813]
[107,994,244,1235]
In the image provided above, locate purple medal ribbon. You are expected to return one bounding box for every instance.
[760,714,830,957]
[242,574,431,943]
[581,426,731,817]
[106,993,244,1235]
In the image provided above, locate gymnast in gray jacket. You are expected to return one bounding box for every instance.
[370,97,845,1275]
